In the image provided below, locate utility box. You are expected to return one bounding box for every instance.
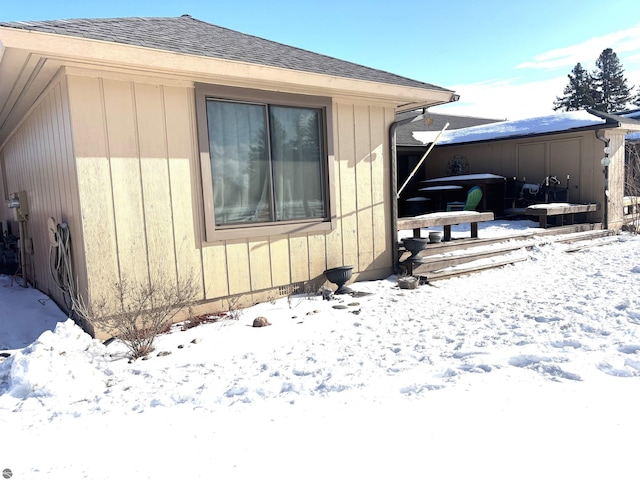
[7,191,28,222]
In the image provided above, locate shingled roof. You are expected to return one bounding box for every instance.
[396,111,502,146]
[0,15,452,93]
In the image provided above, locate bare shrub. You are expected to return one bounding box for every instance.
[287,283,317,309]
[181,312,229,331]
[225,295,242,320]
[77,274,199,359]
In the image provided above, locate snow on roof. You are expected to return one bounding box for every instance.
[628,131,640,141]
[621,110,640,142]
[620,109,640,120]
[413,110,609,146]
[423,173,505,182]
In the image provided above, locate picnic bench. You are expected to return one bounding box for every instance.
[397,211,495,241]
[525,203,599,228]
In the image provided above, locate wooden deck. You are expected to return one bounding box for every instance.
[399,223,612,281]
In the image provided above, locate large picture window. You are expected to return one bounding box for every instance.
[207,100,325,224]
[196,85,334,241]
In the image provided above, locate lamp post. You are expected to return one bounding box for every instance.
[601,146,611,230]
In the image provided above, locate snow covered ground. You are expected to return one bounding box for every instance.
[1,222,640,479]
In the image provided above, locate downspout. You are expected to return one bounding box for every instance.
[595,129,610,230]
[389,96,458,273]
[389,114,418,274]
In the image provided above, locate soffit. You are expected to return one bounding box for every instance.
[0,45,62,146]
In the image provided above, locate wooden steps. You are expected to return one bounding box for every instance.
[424,255,530,281]
[563,235,620,253]
[412,240,535,272]
[400,224,616,282]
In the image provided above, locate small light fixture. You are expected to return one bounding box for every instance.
[603,146,611,155]
[601,157,611,167]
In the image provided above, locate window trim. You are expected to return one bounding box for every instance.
[195,83,336,242]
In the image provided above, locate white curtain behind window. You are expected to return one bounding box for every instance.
[208,100,271,224]
[207,100,325,226]
[270,106,324,220]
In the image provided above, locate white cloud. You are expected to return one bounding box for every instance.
[432,24,640,121]
[432,75,568,121]
[516,23,640,71]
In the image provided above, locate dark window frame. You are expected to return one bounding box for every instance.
[195,84,335,242]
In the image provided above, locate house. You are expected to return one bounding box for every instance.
[402,109,640,228]
[0,15,458,337]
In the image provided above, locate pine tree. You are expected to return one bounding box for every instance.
[592,48,632,113]
[553,63,596,111]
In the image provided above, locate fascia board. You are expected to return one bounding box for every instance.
[0,27,456,108]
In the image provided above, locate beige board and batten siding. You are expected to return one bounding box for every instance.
[0,72,85,309]
[68,74,206,312]
[516,137,582,201]
[66,73,394,329]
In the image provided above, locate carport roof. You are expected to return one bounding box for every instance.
[412,109,640,146]
[396,110,503,147]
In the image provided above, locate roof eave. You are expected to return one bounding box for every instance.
[0,26,455,108]
[586,108,640,131]
[396,94,460,114]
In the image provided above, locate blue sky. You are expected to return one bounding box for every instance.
[2,0,640,120]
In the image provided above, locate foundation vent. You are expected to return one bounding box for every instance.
[278,282,305,296]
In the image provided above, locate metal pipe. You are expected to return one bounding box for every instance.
[390,109,428,274]
[389,97,458,273]
[390,112,418,273]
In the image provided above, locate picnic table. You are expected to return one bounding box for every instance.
[420,174,506,212]
[418,185,463,210]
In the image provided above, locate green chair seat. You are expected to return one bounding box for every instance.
[446,185,483,211]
